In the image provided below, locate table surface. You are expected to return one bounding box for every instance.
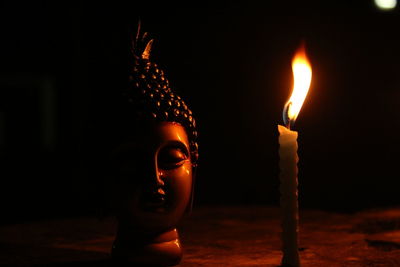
[1,206,400,266]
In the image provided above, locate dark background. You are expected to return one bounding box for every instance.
[1,1,400,223]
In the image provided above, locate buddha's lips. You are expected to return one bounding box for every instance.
[141,188,167,211]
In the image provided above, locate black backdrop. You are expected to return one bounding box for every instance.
[1,1,400,223]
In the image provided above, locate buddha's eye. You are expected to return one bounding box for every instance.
[158,146,188,170]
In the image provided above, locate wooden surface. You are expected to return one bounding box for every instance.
[1,206,400,266]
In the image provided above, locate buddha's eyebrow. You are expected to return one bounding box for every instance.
[162,141,189,155]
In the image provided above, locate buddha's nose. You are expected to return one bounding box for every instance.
[139,154,165,189]
[144,159,164,188]
[155,169,165,187]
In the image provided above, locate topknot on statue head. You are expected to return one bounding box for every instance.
[115,21,199,166]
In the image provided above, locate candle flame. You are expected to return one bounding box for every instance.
[283,44,312,127]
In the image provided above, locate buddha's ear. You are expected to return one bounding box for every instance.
[185,165,197,214]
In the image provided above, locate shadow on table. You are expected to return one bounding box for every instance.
[29,261,165,267]
[33,260,111,266]
[0,242,113,267]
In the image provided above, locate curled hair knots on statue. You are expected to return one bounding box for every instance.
[122,22,199,166]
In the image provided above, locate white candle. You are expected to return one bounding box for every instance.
[278,44,312,267]
[278,124,300,267]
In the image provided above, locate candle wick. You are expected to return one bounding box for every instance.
[288,118,294,130]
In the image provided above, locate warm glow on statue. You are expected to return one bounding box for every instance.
[109,23,198,266]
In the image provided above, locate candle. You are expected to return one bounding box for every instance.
[279,44,312,267]
[279,125,299,266]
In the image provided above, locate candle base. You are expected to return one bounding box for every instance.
[281,254,300,267]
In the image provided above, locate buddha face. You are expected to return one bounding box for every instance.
[110,121,193,233]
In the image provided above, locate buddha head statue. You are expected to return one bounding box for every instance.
[109,23,198,266]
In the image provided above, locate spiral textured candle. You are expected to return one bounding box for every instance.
[278,124,300,267]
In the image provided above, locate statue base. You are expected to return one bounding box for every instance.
[111,228,182,266]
